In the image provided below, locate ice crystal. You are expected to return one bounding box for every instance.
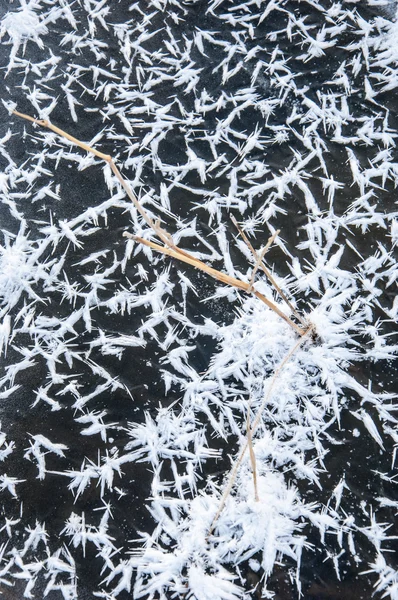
[0,0,397,599]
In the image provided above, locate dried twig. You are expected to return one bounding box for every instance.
[124,234,305,335]
[12,110,170,247]
[208,325,314,537]
[247,398,259,502]
[247,245,269,293]
[231,215,307,327]
[12,109,308,337]
[12,109,314,537]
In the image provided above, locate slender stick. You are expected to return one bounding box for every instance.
[12,109,173,247]
[12,109,308,336]
[231,215,307,327]
[247,398,259,502]
[247,245,268,293]
[207,325,313,537]
[13,108,313,532]
[13,110,113,162]
[125,234,306,336]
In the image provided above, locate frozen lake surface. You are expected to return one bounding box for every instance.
[0,1,398,598]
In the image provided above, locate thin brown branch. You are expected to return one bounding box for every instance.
[124,233,306,336]
[13,109,308,337]
[13,108,315,534]
[231,215,307,327]
[12,109,113,162]
[247,245,268,293]
[247,399,259,502]
[12,109,174,247]
[208,325,314,537]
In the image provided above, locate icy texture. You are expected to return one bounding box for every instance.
[0,0,397,598]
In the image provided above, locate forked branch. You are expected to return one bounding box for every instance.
[12,109,308,336]
[124,234,305,335]
[231,215,307,327]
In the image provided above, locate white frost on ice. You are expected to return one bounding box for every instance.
[0,0,397,599]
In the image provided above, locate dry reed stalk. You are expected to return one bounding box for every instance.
[231,215,308,327]
[208,325,314,537]
[247,398,259,502]
[13,109,315,536]
[248,245,271,292]
[12,109,308,336]
[12,110,171,249]
[124,234,305,335]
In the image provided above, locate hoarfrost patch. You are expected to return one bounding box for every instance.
[0,0,397,599]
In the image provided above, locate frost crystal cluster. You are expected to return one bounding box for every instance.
[0,0,397,598]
